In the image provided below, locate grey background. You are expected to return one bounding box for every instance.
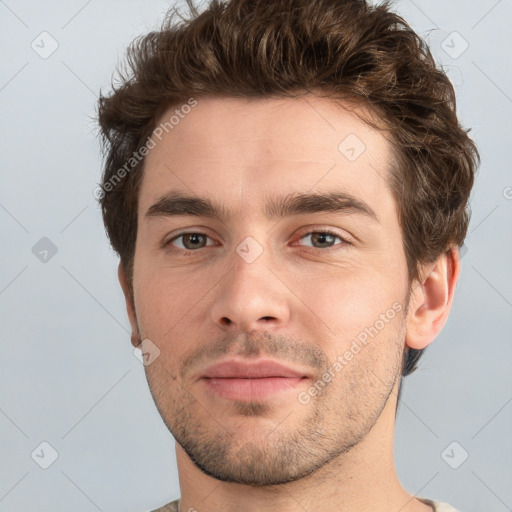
[0,0,511,511]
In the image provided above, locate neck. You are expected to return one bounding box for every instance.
[175,379,431,512]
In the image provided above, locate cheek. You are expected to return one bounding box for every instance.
[133,266,190,334]
[133,262,216,358]
[291,266,403,337]
[293,271,407,379]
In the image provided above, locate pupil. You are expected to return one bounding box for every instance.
[314,233,333,247]
[187,233,203,248]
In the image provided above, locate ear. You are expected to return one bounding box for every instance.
[118,262,140,347]
[405,246,460,350]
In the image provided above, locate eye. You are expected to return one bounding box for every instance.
[163,228,351,255]
[165,232,215,251]
[295,229,350,250]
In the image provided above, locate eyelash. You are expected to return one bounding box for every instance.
[163,228,352,255]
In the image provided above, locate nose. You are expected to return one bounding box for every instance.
[210,239,291,333]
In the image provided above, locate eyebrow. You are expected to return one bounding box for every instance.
[144,190,379,223]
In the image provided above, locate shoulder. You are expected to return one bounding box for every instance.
[418,496,460,512]
[150,499,180,512]
[433,503,460,512]
[150,498,460,512]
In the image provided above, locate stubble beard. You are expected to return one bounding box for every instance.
[147,335,404,487]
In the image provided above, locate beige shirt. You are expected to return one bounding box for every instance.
[152,497,460,511]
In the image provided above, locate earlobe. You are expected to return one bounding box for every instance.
[117,262,140,347]
[405,246,460,350]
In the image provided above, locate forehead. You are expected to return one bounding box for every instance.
[138,94,394,218]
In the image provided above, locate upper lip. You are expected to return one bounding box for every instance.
[200,359,310,379]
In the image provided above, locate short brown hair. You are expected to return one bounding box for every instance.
[96,0,479,376]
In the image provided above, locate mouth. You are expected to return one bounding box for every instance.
[199,359,311,401]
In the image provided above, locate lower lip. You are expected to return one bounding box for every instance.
[201,377,306,400]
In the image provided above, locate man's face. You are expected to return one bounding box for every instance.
[128,95,411,485]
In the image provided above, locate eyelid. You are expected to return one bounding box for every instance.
[162,229,217,250]
[293,227,353,247]
[162,226,353,252]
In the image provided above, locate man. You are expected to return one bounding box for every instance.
[96,0,479,510]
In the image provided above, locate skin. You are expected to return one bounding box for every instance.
[118,94,460,512]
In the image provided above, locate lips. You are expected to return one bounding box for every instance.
[201,359,308,379]
[199,359,311,401]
